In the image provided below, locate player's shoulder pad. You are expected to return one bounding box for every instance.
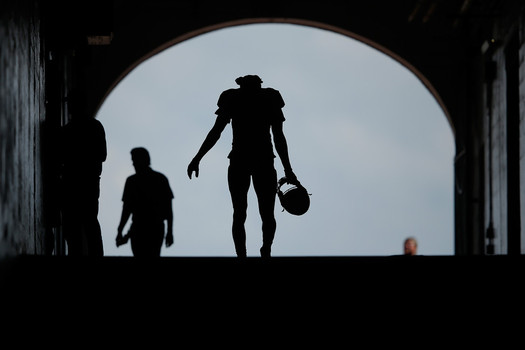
[262,87,285,107]
[217,88,239,105]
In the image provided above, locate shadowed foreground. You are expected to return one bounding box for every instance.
[1,255,523,343]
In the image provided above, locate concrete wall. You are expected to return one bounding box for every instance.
[0,1,46,256]
[516,21,525,254]
[484,8,525,254]
[485,47,508,253]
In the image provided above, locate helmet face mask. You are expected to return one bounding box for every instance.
[277,177,310,215]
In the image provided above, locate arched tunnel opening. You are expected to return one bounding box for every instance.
[5,1,525,327]
[94,23,455,257]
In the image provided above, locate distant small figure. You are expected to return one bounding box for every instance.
[116,147,174,257]
[403,237,418,256]
[59,90,107,256]
[187,75,299,258]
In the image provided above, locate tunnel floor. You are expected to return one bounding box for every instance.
[1,255,522,343]
[2,254,522,302]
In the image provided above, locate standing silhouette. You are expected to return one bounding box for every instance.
[117,147,174,257]
[187,75,298,258]
[59,90,107,256]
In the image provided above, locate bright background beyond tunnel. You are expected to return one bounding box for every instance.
[96,23,455,257]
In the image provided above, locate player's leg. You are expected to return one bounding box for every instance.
[228,163,251,257]
[253,166,277,258]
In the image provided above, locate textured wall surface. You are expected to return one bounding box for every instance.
[515,28,525,253]
[0,1,46,256]
[484,13,525,254]
[486,48,508,254]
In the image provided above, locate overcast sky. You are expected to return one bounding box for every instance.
[96,23,455,257]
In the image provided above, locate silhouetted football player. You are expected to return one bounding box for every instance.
[188,75,298,258]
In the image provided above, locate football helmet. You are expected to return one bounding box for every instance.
[277,177,310,216]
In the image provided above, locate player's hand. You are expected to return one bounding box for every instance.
[284,168,299,185]
[187,159,199,179]
[165,231,174,247]
[116,232,129,247]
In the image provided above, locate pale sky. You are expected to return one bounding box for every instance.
[96,23,455,257]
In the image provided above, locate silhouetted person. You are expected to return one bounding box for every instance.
[404,237,418,256]
[117,147,174,257]
[59,90,107,256]
[187,75,298,258]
